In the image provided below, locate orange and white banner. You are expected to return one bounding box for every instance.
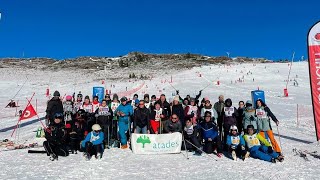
[308,21,320,141]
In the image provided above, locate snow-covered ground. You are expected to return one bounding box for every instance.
[0,62,319,180]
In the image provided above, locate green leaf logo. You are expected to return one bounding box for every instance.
[136,135,151,148]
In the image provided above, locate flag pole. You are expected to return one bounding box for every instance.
[10,93,35,137]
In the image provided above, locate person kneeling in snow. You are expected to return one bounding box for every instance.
[81,124,105,160]
[199,111,223,157]
[226,125,249,161]
[243,125,284,163]
[43,113,69,161]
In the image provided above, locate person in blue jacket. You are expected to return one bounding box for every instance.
[243,125,284,163]
[115,97,134,149]
[199,111,223,157]
[226,125,249,161]
[81,124,104,160]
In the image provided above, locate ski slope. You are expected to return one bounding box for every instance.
[0,62,319,180]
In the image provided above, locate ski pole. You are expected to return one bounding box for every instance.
[276,125,283,154]
[168,82,178,92]
[200,83,211,91]
[182,133,189,160]
[184,139,218,161]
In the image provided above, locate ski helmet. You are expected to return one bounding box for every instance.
[54,113,63,119]
[92,124,102,131]
[229,125,238,133]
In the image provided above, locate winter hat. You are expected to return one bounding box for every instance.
[133,94,138,98]
[120,96,127,102]
[92,124,102,131]
[246,100,252,106]
[66,95,72,101]
[204,97,210,101]
[53,91,60,97]
[173,95,180,102]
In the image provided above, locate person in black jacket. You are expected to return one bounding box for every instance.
[43,113,69,161]
[237,101,245,134]
[183,118,202,156]
[95,99,113,147]
[133,100,150,134]
[171,95,185,126]
[46,91,64,125]
[156,94,171,131]
[163,114,182,133]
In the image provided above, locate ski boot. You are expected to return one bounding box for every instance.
[96,153,102,159]
[231,150,237,161]
[276,155,284,162]
[83,152,91,161]
[49,153,58,161]
[242,151,250,161]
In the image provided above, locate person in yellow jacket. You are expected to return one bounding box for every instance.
[243,125,284,163]
[255,99,281,154]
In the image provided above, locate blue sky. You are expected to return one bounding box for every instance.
[0,0,319,60]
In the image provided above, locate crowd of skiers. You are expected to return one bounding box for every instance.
[43,89,284,163]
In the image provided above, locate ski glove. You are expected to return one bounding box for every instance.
[231,145,236,150]
[268,146,273,153]
[241,146,245,150]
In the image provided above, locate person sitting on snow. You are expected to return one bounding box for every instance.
[43,113,69,161]
[81,124,104,160]
[243,125,284,163]
[198,111,223,157]
[183,118,202,156]
[226,125,249,161]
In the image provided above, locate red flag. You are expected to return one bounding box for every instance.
[308,21,320,141]
[19,104,37,121]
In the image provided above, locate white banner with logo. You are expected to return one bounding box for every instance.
[131,132,182,154]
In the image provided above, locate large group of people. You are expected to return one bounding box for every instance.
[44,89,284,163]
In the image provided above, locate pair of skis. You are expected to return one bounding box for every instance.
[293,148,320,161]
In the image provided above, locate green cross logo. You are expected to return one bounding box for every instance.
[136,135,151,148]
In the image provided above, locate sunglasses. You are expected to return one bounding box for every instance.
[94,130,100,133]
